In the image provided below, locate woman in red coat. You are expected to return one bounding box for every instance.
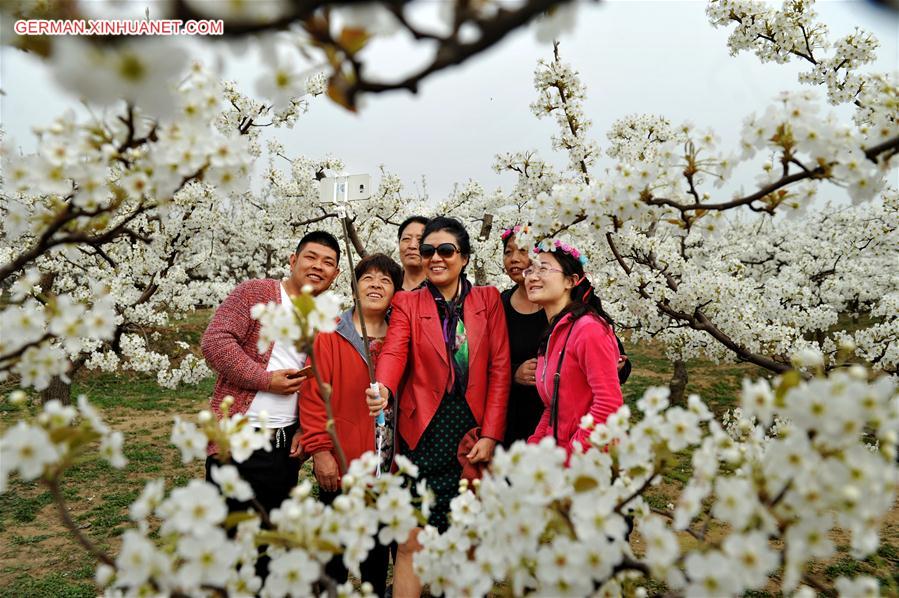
[299,253,403,597]
[524,240,623,455]
[367,216,510,597]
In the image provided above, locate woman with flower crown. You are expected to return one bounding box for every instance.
[524,239,624,454]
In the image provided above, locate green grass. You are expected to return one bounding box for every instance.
[10,533,53,545]
[0,573,94,598]
[825,557,861,578]
[73,371,213,412]
[75,490,139,536]
[0,487,54,524]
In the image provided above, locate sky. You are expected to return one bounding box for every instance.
[1,0,897,201]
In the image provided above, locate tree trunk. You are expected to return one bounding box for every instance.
[668,359,688,405]
[265,248,274,278]
[41,375,72,406]
[473,214,494,287]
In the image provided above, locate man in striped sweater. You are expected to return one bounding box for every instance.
[201,231,341,532]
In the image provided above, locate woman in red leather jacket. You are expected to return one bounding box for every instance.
[366,216,510,597]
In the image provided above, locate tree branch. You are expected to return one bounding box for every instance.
[350,0,575,102]
[48,477,115,566]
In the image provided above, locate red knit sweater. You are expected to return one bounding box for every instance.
[201,278,282,455]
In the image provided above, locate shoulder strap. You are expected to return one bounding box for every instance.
[549,321,577,443]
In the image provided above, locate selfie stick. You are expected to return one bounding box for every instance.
[334,179,387,475]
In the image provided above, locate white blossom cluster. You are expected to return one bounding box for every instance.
[6,345,894,596]
[413,362,898,596]
[706,0,895,131]
[583,195,898,371]
[0,60,328,392]
[1,393,127,493]
[530,51,601,177]
[251,287,344,352]
[494,0,898,372]
[105,416,424,597]
[0,277,117,390]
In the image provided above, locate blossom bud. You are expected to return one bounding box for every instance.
[847,364,867,380]
[791,348,824,368]
[198,410,213,424]
[842,485,860,506]
[291,479,313,499]
[301,284,314,295]
[8,390,27,405]
[222,395,234,407]
[838,338,857,352]
[342,474,355,488]
[580,413,595,431]
[95,563,115,587]
[333,495,351,512]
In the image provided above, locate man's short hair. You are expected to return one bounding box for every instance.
[397,216,430,240]
[296,231,340,262]
[354,253,404,291]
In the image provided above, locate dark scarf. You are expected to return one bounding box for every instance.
[426,274,472,395]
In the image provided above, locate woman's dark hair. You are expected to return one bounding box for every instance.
[537,250,615,355]
[421,216,471,258]
[397,215,430,240]
[354,253,403,291]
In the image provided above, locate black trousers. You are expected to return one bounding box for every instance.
[319,488,390,597]
[205,423,301,581]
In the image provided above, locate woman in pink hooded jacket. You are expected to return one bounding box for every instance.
[524,240,624,454]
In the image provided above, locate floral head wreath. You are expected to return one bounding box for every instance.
[533,238,589,266]
[500,224,529,240]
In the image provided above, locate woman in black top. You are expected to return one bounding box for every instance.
[500,227,549,447]
[500,227,632,447]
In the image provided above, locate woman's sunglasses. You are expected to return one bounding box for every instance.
[419,243,461,259]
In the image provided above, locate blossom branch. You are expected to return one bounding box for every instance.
[604,232,792,373]
[308,357,348,473]
[47,477,115,567]
[0,333,53,371]
[349,0,576,103]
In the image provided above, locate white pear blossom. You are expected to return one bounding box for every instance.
[0,422,60,480]
[170,416,208,463]
[263,548,320,597]
[210,464,254,502]
[157,479,228,534]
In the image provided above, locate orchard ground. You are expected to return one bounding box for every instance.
[0,311,897,597]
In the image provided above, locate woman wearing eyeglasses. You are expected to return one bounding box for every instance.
[524,240,624,455]
[366,216,510,597]
[502,228,631,449]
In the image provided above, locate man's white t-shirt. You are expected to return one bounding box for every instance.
[246,283,306,429]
